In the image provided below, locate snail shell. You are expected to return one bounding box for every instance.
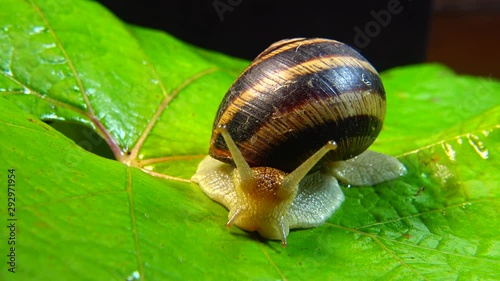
[209,38,386,173]
[192,38,406,246]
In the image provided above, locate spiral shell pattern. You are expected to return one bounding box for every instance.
[209,38,386,172]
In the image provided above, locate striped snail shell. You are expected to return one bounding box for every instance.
[192,38,406,246]
[209,38,386,173]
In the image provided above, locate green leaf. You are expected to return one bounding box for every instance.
[0,0,499,280]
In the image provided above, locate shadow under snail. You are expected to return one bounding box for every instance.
[191,38,407,246]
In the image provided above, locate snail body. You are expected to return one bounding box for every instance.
[192,38,406,246]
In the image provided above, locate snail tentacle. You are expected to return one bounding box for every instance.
[191,38,407,245]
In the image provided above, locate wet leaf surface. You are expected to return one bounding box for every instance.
[0,1,499,280]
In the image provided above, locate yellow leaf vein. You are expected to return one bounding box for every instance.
[126,67,218,166]
[126,166,145,281]
[259,243,288,281]
[355,199,493,230]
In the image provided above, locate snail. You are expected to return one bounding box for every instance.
[191,38,407,246]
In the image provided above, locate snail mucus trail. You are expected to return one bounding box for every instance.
[191,38,407,246]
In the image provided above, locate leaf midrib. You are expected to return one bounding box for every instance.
[8,0,222,176]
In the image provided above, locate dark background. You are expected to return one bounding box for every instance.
[97,0,500,78]
[53,0,500,159]
[97,0,431,72]
[428,0,500,78]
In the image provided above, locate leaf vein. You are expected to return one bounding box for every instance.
[371,235,429,280]
[0,71,89,116]
[396,125,500,158]
[259,243,288,281]
[140,169,191,183]
[382,238,500,262]
[327,223,429,280]
[29,0,90,113]
[126,67,219,165]
[355,199,493,230]
[126,166,145,281]
[28,0,123,159]
[138,154,206,166]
